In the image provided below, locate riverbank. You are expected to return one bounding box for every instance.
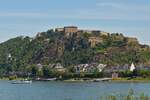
[63,78,114,82]
[112,77,150,83]
[1,77,150,83]
[0,77,31,81]
[0,77,24,80]
[63,77,150,83]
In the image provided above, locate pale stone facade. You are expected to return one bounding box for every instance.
[126,37,138,44]
[100,31,109,36]
[64,26,78,33]
[88,37,103,47]
[55,28,64,32]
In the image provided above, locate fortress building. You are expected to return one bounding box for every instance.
[55,28,64,33]
[55,26,109,45]
[55,26,78,33]
[55,26,78,37]
[64,26,78,33]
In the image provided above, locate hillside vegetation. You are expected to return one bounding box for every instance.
[0,29,149,74]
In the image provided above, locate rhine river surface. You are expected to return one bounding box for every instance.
[0,80,150,100]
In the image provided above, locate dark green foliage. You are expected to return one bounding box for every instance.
[0,29,149,76]
[31,65,38,77]
[119,70,150,78]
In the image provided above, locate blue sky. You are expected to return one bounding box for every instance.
[0,0,150,45]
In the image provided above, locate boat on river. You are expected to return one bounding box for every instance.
[93,78,112,82]
[11,79,32,84]
[35,77,57,81]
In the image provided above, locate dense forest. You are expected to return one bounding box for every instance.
[0,28,150,77]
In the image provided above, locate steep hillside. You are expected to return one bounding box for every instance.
[0,28,150,73]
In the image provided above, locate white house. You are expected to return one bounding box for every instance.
[54,63,66,72]
[74,63,107,73]
[97,64,107,72]
[130,63,135,71]
[8,53,11,58]
[36,63,43,71]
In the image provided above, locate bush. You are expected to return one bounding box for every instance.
[9,75,17,80]
[102,89,149,100]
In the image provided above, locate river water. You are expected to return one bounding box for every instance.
[0,80,150,100]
